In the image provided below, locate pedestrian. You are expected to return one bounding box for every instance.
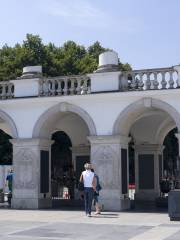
[6,168,13,205]
[91,168,102,215]
[79,163,96,217]
[6,169,13,193]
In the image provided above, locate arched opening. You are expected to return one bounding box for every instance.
[0,112,17,203]
[51,131,73,200]
[113,98,180,210]
[163,128,179,179]
[33,103,95,208]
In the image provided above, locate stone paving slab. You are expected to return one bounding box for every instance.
[0,209,180,239]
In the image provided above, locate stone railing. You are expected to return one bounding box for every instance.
[0,66,180,100]
[0,81,14,99]
[122,67,179,91]
[39,75,91,96]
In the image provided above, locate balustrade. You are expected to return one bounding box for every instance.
[0,82,14,99]
[122,67,179,91]
[0,66,180,101]
[39,75,91,97]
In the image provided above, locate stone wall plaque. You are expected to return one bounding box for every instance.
[91,145,119,189]
[159,154,162,183]
[121,148,128,194]
[138,154,154,189]
[40,150,49,193]
[13,148,37,189]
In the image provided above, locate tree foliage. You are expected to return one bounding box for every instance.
[0,34,131,81]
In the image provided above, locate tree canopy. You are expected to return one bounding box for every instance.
[0,34,131,81]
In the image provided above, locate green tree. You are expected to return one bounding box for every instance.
[0,34,132,81]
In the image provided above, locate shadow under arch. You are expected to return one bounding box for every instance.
[0,109,18,138]
[113,98,180,136]
[32,102,97,138]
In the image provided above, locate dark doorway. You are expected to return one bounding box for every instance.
[163,128,179,182]
[51,131,74,200]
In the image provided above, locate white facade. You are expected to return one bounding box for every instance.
[0,51,180,210]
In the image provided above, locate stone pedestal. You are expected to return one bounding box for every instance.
[134,144,163,201]
[169,190,180,221]
[88,135,131,211]
[10,138,53,209]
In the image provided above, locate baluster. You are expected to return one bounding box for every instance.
[87,78,91,93]
[161,72,167,89]
[76,78,81,94]
[127,73,132,90]
[168,71,174,89]
[69,78,75,95]
[1,84,6,99]
[173,65,180,87]
[57,79,62,95]
[63,78,68,95]
[152,72,159,90]
[145,73,151,90]
[130,73,138,90]
[137,73,144,90]
[7,84,11,98]
[39,78,44,96]
[43,79,49,96]
[82,77,88,94]
[51,79,56,96]
[11,83,14,98]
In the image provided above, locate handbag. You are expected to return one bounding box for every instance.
[78,181,84,191]
[97,183,102,191]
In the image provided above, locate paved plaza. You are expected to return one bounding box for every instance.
[0,207,180,240]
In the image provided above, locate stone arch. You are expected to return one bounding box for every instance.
[0,109,18,138]
[33,102,97,138]
[113,98,180,136]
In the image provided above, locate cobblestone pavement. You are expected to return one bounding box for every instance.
[0,208,180,240]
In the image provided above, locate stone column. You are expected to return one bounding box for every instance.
[134,144,164,201]
[88,135,131,211]
[10,138,53,209]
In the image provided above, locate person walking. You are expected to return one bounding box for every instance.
[79,163,96,217]
[91,168,101,215]
[6,169,13,205]
[6,169,13,193]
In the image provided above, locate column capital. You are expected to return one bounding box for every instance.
[10,138,54,147]
[87,135,131,145]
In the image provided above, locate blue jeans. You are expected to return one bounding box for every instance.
[84,187,94,215]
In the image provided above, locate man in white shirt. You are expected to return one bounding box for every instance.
[80,163,96,217]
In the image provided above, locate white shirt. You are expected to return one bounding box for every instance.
[82,170,94,188]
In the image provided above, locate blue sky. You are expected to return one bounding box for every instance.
[0,0,180,69]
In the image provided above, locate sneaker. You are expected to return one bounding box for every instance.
[94,212,101,215]
[87,214,91,217]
